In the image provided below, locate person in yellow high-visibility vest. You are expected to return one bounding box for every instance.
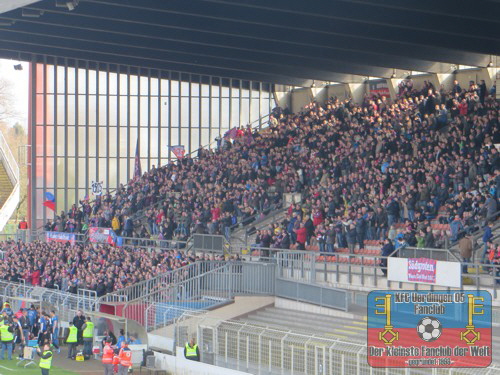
[0,316,14,360]
[37,343,52,375]
[184,338,200,362]
[81,317,94,358]
[66,322,78,359]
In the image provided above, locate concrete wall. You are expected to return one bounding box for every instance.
[455,68,491,88]
[154,348,252,375]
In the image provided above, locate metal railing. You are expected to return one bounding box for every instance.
[119,235,190,250]
[398,246,459,261]
[229,202,284,233]
[180,313,500,375]
[118,261,276,332]
[225,244,500,298]
[271,248,500,298]
[0,280,98,316]
[99,261,221,304]
[453,209,500,251]
[192,234,229,254]
[232,206,288,248]
[122,263,229,331]
[275,277,348,311]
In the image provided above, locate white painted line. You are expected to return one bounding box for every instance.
[0,365,13,371]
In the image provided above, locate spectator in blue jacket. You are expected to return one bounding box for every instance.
[481,222,494,263]
[27,305,37,334]
[450,215,464,242]
[116,329,126,349]
[380,238,395,276]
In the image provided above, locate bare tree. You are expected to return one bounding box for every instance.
[0,78,19,123]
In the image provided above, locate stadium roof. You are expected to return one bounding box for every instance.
[0,0,498,86]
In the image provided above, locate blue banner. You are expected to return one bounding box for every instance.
[46,231,76,245]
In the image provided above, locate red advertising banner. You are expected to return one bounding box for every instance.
[369,80,390,97]
[88,227,118,246]
[408,258,437,283]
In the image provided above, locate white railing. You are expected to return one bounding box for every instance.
[0,279,99,316]
[175,313,500,375]
[0,131,20,232]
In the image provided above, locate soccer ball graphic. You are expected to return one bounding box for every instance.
[416,316,442,342]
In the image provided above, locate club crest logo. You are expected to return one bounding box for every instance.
[368,290,492,368]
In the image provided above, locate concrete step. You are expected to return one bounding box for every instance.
[260,307,367,326]
[241,307,367,336]
[240,316,365,342]
[255,308,368,334]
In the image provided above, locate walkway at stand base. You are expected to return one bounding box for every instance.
[50,347,104,375]
[0,347,103,375]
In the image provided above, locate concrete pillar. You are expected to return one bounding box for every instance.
[273,89,291,111]
[386,78,402,101]
[311,86,328,104]
[290,88,313,113]
[347,83,366,105]
[327,84,350,102]
[436,73,455,91]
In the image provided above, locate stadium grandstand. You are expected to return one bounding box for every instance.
[0,0,499,374]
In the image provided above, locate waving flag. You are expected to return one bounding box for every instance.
[134,139,142,178]
[169,145,185,159]
[43,192,56,211]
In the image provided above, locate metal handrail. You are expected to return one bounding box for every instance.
[229,201,284,232]
[0,131,19,184]
[0,279,99,312]
[264,247,500,297]
[98,261,207,304]
[452,209,500,249]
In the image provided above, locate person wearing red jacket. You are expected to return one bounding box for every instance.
[458,99,468,116]
[31,269,41,286]
[312,209,324,227]
[294,223,307,251]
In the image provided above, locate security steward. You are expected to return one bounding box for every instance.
[66,321,79,359]
[37,343,53,375]
[82,317,94,358]
[117,341,132,374]
[184,338,200,362]
[102,337,114,375]
[0,316,15,360]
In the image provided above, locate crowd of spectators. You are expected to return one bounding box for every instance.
[19,78,499,277]
[251,80,499,255]
[43,77,498,258]
[0,240,231,295]
[44,126,286,242]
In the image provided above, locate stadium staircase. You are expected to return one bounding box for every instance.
[230,205,288,249]
[237,306,366,343]
[0,162,13,209]
[0,131,19,232]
